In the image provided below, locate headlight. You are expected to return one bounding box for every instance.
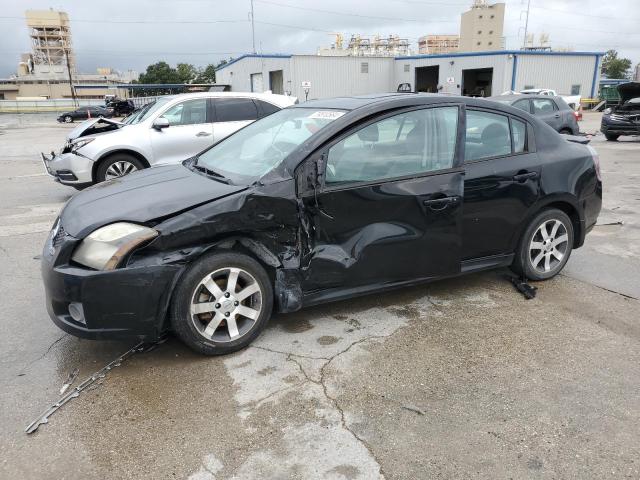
[71,138,95,151]
[603,108,612,115]
[71,222,158,270]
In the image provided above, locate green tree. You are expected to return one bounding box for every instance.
[194,64,217,84]
[138,61,180,84]
[602,50,632,79]
[176,63,199,83]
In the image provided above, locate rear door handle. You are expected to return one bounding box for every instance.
[512,171,538,182]
[554,114,560,118]
[423,196,460,211]
[196,131,212,137]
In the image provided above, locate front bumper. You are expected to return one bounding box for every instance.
[41,226,183,340]
[601,116,640,137]
[41,151,94,186]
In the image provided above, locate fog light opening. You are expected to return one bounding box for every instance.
[68,302,86,325]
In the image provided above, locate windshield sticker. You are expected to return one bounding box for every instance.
[309,111,345,120]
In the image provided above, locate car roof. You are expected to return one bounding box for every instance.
[155,91,297,107]
[489,94,559,102]
[291,93,515,112]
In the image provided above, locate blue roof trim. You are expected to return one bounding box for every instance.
[395,50,604,60]
[216,54,293,71]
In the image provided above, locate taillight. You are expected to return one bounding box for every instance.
[573,108,582,121]
[587,145,601,181]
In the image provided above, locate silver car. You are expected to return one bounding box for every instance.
[41,92,297,188]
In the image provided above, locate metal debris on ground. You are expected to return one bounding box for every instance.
[25,339,162,434]
[509,276,538,300]
[596,221,624,226]
[59,368,79,395]
[402,405,426,415]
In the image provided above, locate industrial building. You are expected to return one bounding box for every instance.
[459,0,505,52]
[418,35,460,55]
[0,9,136,101]
[216,50,603,101]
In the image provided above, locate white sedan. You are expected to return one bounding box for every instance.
[41,92,297,188]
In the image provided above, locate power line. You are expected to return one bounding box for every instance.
[254,0,456,23]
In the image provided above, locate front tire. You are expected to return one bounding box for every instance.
[64,115,73,123]
[605,133,619,141]
[95,153,144,183]
[170,252,273,355]
[511,209,574,281]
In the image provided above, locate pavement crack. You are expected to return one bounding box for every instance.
[560,273,639,301]
[19,333,67,374]
[250,344,330,360]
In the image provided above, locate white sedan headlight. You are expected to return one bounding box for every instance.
[71,138,95,151]
[72,222,158,270]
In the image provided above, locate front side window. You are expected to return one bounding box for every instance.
[160,99,208,126]
[215,98,258,122]
[326,107,459,185]
[532,98,557,114]
[465,110,511,161]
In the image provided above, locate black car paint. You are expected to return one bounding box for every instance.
[42,94,602,341]
[57,106,113,122]
[601,82,640,138]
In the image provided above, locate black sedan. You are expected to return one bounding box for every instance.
[42,94,602,355]
[57,106,114,123]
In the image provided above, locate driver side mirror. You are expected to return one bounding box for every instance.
[152,117,170,130]
[296,154,325,196]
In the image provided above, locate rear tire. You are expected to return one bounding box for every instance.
[170,252,273,355]
[559,128,573,135]
[605,133,619,141]
[95,153,145,183]
[511,208,574,281]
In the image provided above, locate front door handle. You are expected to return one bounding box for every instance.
[196,131,212,137]
[512,171,538,182]
[554,114,560,118]
[423,196,460,211]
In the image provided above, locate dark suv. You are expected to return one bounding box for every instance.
[41,94,602,355]
[601,82,640,141]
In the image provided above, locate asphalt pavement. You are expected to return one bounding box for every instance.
[0,112,638,479]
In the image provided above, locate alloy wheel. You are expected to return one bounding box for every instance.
[528,219,569,274]
[104,161,138,179]
[190,267,263,342]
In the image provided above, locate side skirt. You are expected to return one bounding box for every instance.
[301,253,515,309]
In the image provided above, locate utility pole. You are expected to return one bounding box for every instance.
[250,0,256,54]
[522,0,531,49]
[64,49,77,107]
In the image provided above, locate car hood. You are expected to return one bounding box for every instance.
[617,82,640,104]
[60,164,247,238]
[66,117,124,141]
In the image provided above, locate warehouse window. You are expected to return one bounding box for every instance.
[361,62,369,73]
[490,14,495,18]
[488,41,493,46]
[524,85,534,90]
[404,64,410,72]
[477,30,482,34]
[489,30,493,34]
[571,84,581,95]
[477,41,482,46]
[478,14,483,18]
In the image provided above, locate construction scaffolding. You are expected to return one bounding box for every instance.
[26,10,75,72]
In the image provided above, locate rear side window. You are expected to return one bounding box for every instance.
[326,106,459,185]
[512,99,531,113]
[511,118,527,153]
[465,110,511,161]
[532,98,557,114]
[255,100,281,118]
[215,98,259,122]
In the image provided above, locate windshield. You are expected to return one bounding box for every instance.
[196,108,345,183]
[128,97,172,124]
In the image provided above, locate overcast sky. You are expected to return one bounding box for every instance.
[1,0,638,77]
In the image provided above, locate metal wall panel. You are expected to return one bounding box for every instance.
[289,56,395,100]
[216,57,292,94]
[514,54,600,97]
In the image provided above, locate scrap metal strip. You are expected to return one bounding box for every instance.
[25,340,159,434]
